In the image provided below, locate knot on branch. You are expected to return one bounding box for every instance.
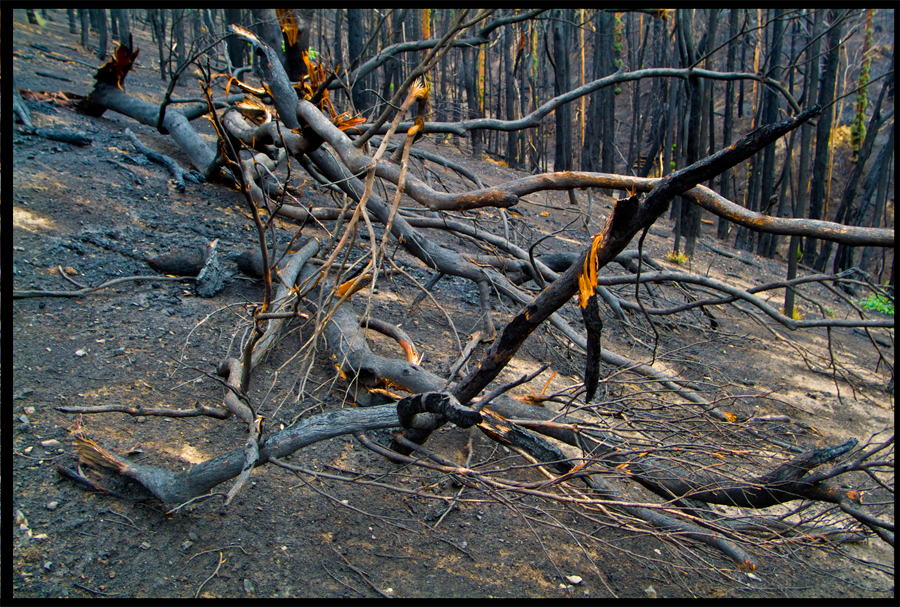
[391,392,481,455]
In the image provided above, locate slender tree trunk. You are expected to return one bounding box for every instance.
[79,9,91,50]
[806,10,845,269]
[756,9,784,257]
[347,8,367,113]
[859,129,894,274]
[626,17,652,175]
[826,78,892,275]
[581,16,603,174]
[676,9,703,257]
[113,9,130,45]
[172,9,185,83]
[503,22,520,169]
[552,9,573,172]
[738,12,747,118]
[699,10,719,242]
[462,46,483,158]
[93,9,108,60]
[788,9,825,273]
[718,8,741,240]
[252,9,285,70]
[224,9,245,74]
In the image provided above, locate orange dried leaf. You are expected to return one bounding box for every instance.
[337,273,372,298]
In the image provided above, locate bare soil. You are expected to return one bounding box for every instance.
[12,10,894,599]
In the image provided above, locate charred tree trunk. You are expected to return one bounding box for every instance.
[112,9,130,46]
[347,8,368,113]
[859,128,894,274]
[380,10,408,118]
[756,9,784,258]
[462,45,483,158]
[806,10,844,269]
[224,9,246,74]
[718,7,741,240]
[92,8,108,60]
[148,9,169,80]
[784,10,826,317]
[551,9,573,172]
[828,78,893,276]
[251,9,285,71]
[503,21,520,169]
[676,9,703,258]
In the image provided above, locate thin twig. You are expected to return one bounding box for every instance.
[194,552,225,598]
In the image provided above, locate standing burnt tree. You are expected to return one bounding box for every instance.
[18,8,894,585]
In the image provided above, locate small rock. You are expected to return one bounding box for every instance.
[24,406,36,415]
[15,510,27,526]
[188,532,198,541]
[46,501,59,511]
[74,349,87,357]
[140,541,151,550]
[41,439,60,448]
[43,561,53,571]
[64,266,78,276]
[181,540,193,551]
[565,575,583,585]
[243,579,255,595]
[644,585,657,598]
[115,347,126,356]
[19,415,30,424]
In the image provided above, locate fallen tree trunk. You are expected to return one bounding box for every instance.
[79,81,219,177]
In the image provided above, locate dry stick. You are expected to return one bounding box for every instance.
[449,331,484,378]
[167,493,227,516]
[194,552,225,599]
[186,544,251,562]
[472,364,551,413]
[476,410,759,570]
[386,258,462,356]
[73,582,122,597]
[13,275,192,298]
[57,404,230,419]
[321,560,365,597]
[329,546,392,599]
[124,127,189,189]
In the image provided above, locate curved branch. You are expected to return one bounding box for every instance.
[346,9,547,86]
[358,67,802,136]
[593,270,894,330]
[499,172,894,247]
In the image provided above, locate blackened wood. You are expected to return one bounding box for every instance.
[453,106,822,405]
[581,293,603,403]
